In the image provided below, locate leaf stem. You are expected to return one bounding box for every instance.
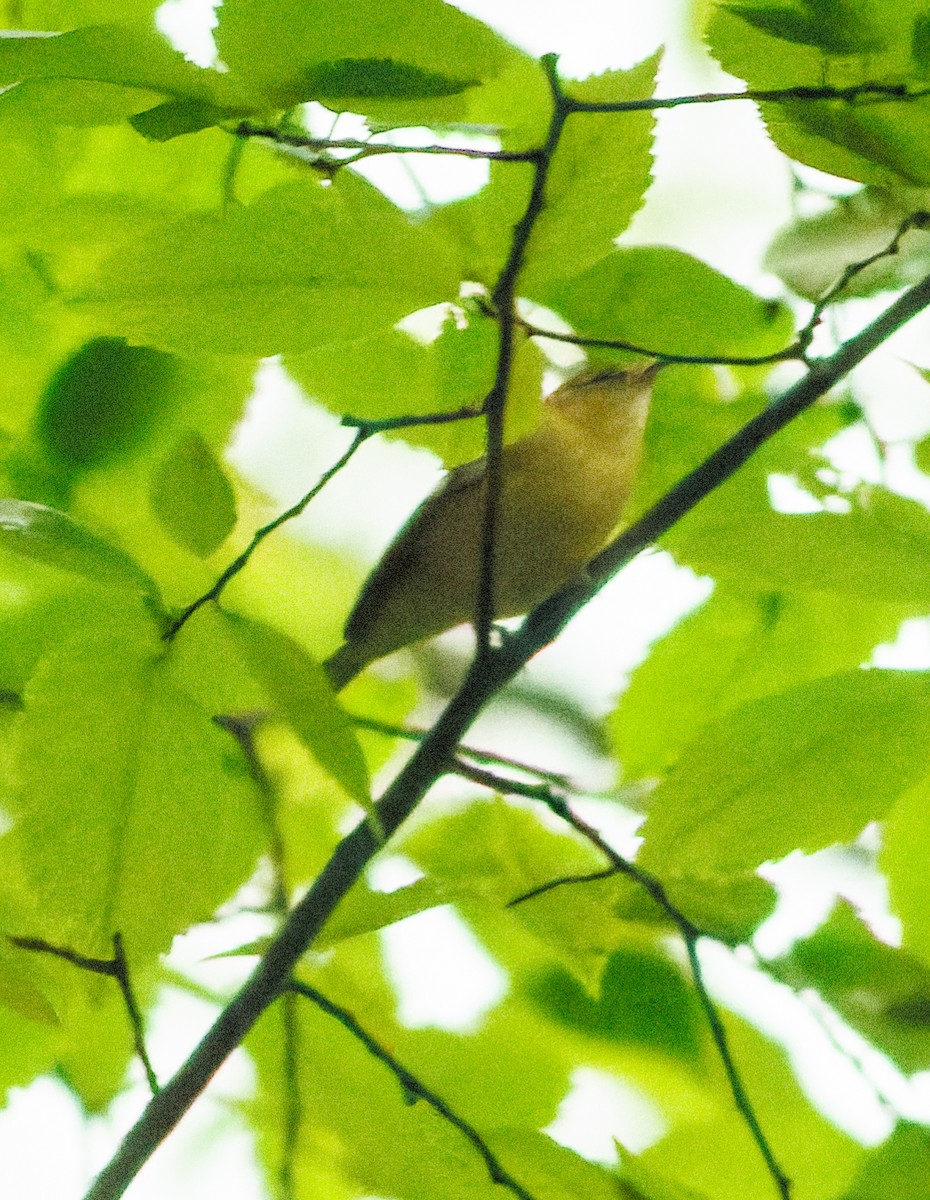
[290,981,541,1200]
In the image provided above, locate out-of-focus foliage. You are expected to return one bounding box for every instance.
[1,2,930,1199]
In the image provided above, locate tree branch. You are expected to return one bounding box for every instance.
[566,81,930,114]
[164,428,369,640]
[503,791,789,1198]
[290,981,541,1200]
[82,264,930,1200]
[11,933,158,1097]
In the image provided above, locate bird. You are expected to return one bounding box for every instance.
[324,361,659,692]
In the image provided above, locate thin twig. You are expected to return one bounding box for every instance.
[164,429,368,640]
[566,81,930,114]
[807,210,930,329]
[498,786,790,1200]
[519,210,930,369]
[235,123,541,164]
[340,404,483,434]
[236,83,930,165]
[10,934,159,1096]
[289,980,540,1200]
[517,320,802,366]
[350,714,574,787]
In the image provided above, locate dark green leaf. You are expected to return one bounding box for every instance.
[36,337,180,470]
[303,58,478,100]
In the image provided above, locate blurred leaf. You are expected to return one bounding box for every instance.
[0,499,159,601]
[767,902,930,1072]
[75,174,462,354]
[839,1123,930,1199]
[149,432,237,558]
[639,1012,862,1200]
[225,613,371,807]
[882,773,930,969]
[36,337,181,471]
[527,946,705,1060]
[544,247,793,358]
[765,188,930,300]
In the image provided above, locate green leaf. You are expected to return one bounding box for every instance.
[528,946,705,1059]
[75,174,461,354]
[544,246,793,358]
[149,432,237,558]
[36,336,181,470]
[519,55,660,293]
[882,774,930,968]
[638,670,930,875]
[611,583,911,781]
[215,0,516,121]
[638,1013,862,1200]
[286,311,543,467]
[129,98,229,142]
[9,614,264,959]
[0,946,59,1027]
[723,0,888,54]
[667,484,930,607]
[225,613,371,807]
[839,1123,930,1199]
[303,58,478,100]
[0,499,159,600]
[767,902,930,1072]
[316,877,445,947]
[0,23,243,106]
[708,2,930,186]
[766,188,930,301]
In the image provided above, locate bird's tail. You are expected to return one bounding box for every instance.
[323,641,367,693]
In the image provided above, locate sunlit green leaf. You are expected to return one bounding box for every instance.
[225,613,371,806]
[639,670,930,875]
[0,499,159,600]
[76,174,461,354]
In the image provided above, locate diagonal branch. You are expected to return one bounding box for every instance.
[81,268,930,1200]
[164,428,369,640]
[502,789,789,1198]
[290,980,541,1200]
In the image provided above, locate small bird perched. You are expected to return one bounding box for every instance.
[324,362,659,691]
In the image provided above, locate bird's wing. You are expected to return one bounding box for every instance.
[344,455,487,643]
